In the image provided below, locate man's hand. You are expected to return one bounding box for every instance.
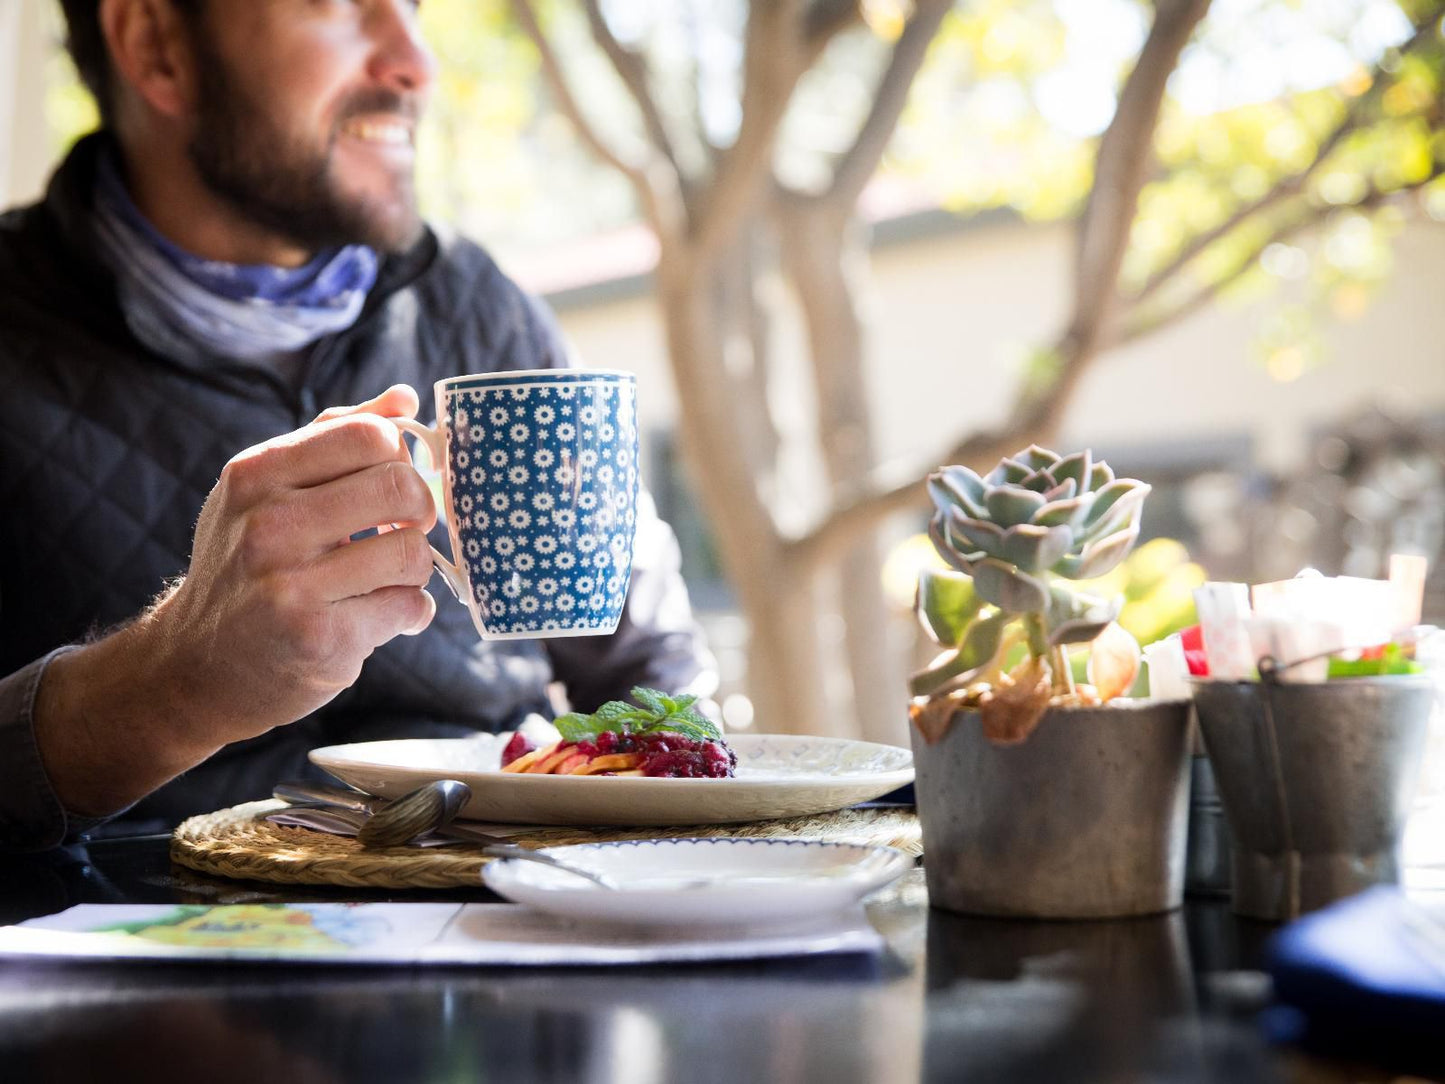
[34,384,439,817]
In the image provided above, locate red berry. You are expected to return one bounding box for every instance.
[500,731,534,767]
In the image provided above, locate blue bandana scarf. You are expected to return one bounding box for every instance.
[91,150,379,365]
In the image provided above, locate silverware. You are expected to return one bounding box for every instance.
[273,780,383,816]
[476,841,621,890]
[349,782,625,887]
[268,806,370,834]
[357,779,471,847]
[270,779,674,890]
[271,779,625,887]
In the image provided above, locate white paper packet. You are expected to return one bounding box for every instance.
[1143,634,1191,700]
[1193,582,1255,680]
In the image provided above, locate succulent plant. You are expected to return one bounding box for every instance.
[910,445,1150,744]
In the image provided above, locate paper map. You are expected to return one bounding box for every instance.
[0,903,881,967]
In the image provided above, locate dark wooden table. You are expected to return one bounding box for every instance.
[0,837,1403,1083]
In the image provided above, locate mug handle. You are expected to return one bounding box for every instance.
[391,417,469,604]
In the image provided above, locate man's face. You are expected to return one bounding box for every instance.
[182,0,436,254]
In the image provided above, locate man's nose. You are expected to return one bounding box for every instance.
[367,0,438,96]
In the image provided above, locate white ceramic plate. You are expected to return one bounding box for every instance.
[480,838,911,925]
[308,733,913,826]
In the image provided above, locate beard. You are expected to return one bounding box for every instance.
[185,35,423,255]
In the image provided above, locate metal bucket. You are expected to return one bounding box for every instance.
[1184,752,1234,897]
[1191,678,1434,921]
[909,699,1193,919]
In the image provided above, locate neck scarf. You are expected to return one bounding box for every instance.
[90,149,379,365]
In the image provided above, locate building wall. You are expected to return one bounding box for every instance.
[1,0,54,209]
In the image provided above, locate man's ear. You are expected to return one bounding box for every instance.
[98,0,198,121]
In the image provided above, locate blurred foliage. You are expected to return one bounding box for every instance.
[892,0,1445,377]
[41,4,98,154]
[886,532,1206,648]
[38,0,1445,348]
[415,0,643,248]
[1072,537,1208,646]
[894,0,1095,220]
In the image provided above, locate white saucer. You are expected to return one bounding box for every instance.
[480,838,912,926]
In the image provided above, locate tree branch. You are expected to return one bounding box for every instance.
[792,156,1445,570]
[509,0,686,240]
[692,1,861,262]
[1116,162,1445,346]
[1124,13,1442,309]
[828,0,951,209]
[787,422,1063,569]
[681,6,719,163]
[582,0,683,180]
[1072,0,1211,341]
[792,0,1214,569]
[510,1,638,184]
[805,0,864,51]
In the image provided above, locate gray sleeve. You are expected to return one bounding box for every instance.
[543,487,719,713]
[0,647,94,853]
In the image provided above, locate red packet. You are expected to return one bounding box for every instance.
[1179,624,1210,677]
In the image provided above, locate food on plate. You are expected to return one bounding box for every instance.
[500,687,736,778]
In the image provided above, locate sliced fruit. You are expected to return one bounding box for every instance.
[555,752,591,774]
[527,746,581,774]
[572,752,644,774]
[500,741,559,773]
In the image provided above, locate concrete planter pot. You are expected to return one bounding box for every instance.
[1191,677,1433,921]
[909,699,1193,919]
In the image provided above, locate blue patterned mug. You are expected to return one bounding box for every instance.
[394,370,639,640]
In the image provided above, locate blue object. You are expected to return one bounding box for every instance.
[417,371,640,640]
[1265,885,1445,1074]
[854,782,914,808]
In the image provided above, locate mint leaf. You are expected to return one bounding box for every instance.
[553,711,606,742]
[550,687,723,744]
[630,686,668,714]
[593,700,650,727]
[637,714,719,742]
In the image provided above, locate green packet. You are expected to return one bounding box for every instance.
[1326,643,1422,679]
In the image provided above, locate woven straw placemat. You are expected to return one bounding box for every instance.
[171,800,921,890]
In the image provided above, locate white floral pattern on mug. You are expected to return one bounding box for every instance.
[439,371,639,637]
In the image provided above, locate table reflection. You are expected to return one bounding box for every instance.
[0,837,1357,1084]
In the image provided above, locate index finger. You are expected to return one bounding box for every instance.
[231,414,412,495]
[312,384,420,425]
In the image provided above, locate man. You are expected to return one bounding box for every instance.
[0,0,714,851]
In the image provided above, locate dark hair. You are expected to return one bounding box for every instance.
[56,0,203,127]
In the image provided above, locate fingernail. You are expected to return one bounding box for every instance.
[402,590,436,636]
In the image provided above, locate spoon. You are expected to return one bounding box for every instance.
[477,842,622,890]
[357,779,471,847]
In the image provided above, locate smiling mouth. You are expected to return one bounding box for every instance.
[339,117,414,147]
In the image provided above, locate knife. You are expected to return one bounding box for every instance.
[273,780,383,816]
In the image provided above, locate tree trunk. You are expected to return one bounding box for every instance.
[653,249,832,737]
[778,201,905,744]
[737,551,841,739]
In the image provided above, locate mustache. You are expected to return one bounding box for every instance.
[335,89,421,126]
